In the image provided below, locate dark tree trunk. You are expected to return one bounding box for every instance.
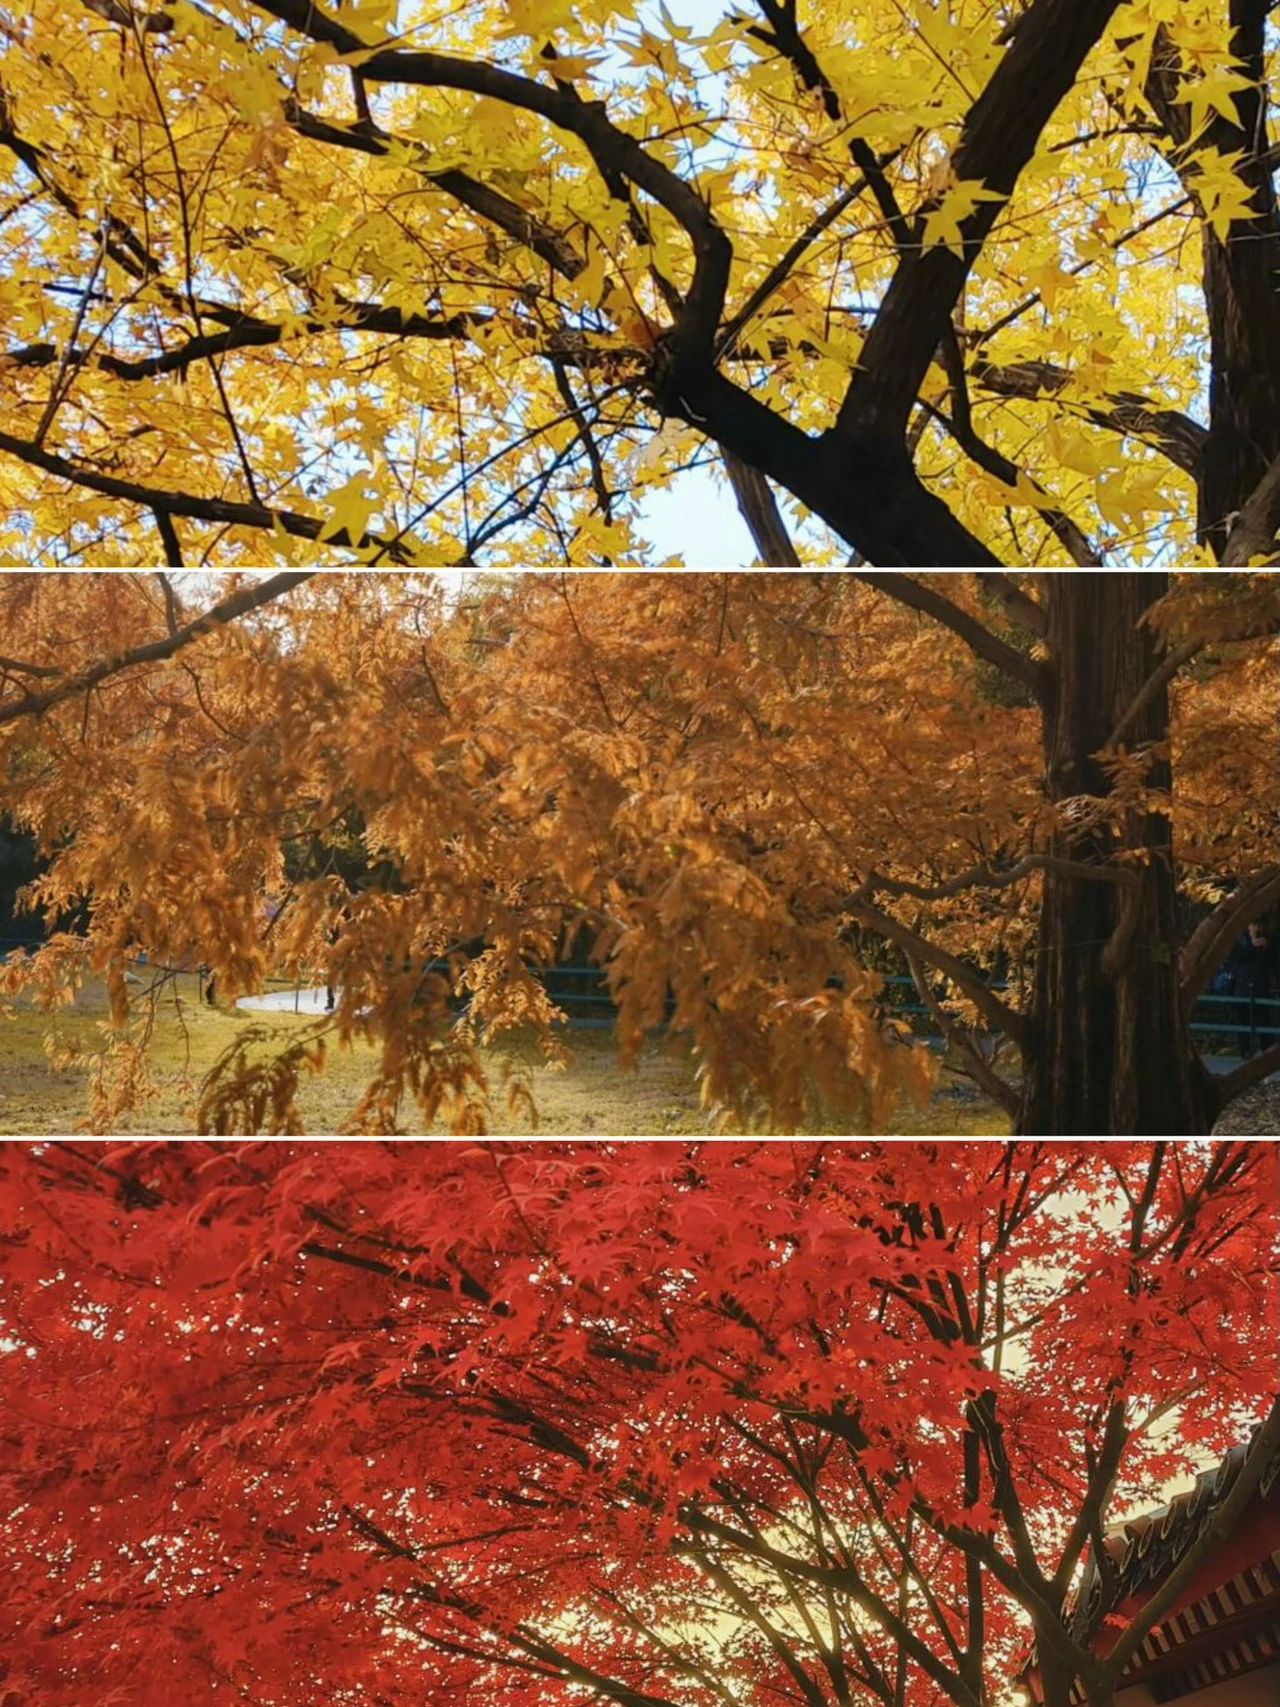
[1018,574,1213,1135]
[1141,5,1280,556]
[1033,1647,1106,1707]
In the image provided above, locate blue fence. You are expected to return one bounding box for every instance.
[0,932,44,959]
[1185,993,1280,1054]
[4,938,1276,1057]
[876,975,1279,1058]
[442,966,1279,1057]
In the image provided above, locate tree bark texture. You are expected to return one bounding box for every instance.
[1018,575,1214,1134]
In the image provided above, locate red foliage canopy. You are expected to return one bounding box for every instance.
[0,1141,1275,1707]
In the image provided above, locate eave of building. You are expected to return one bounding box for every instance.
[1145,1613,1280,1703]
[1066,1432,1280,1651]
[1112,1543,1280,1701]
[1022,1429,1280,1706]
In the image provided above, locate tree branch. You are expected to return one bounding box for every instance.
[660,368,1003,566]
[82,0,596,288]
[4,301,486,383]
[1048,1401,1129,1599]
[551,360,615,526]
[1136,11,1280,553]
[0,654,62,679]
[1102,1398,1280,1679]
[746,2,913,252]
[254,3,731,363]
[835,0,1124,440]
[905,952,1019,1117]
[920,368,1102,566]
[851,573,1048,698]
[716,173,878,359]
[283,102,585,280]
[1107,636,1201,749]
[973,572,1047,638]
[971,359,1206,477]
[858,855,1139,905]
[1223,447,1280,565]
[153,510,184,568]
[1210,1039,1280,1111]
[971,185,1208,351]
[0,571,313,726]
[688,1546,829,1707]
[0,430,415,561]
[1178,864,1280,1016]
[724,453,802,565]
[1110,606,1279,750]
[675,1513,981,1707]
[919,1512,1107,1692]
[840,893,1027,1049]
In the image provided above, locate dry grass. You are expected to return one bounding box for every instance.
[0,976,1007,1137]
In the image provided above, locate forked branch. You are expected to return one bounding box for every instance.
[0,572,314,726]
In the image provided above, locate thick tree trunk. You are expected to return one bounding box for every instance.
[1141,8,1280,556]
[1018,575,1213,1135]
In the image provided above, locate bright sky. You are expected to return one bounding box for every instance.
[616,0,773,566]
[639,463,760,565]
[622,1,1207,569]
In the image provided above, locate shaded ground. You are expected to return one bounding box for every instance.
[1211,1076,1280,1136]
[1,975,1007,1137]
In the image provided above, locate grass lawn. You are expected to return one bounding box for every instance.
[0,975,1008,1137]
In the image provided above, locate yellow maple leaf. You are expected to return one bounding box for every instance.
[317,472,377,545]
[921,180,1006,259]
[1194,150,1257,242]
[1178,66,1254,139]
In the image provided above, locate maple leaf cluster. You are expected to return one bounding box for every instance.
[1,1,1278,566]
[0,1139,1274,1707]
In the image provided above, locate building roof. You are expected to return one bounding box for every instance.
[1022,1426,1280,1704]
[1064,1427,1280,1649]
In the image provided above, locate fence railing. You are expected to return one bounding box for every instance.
[456,967,1280,1057]
[0,933,44,956]
[876,974,1279,1057]
[462,967,1279,1056]
[1184,993,1280,1054]
[4,940,1276,1057]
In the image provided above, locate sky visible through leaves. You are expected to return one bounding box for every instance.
[6,0,1271,566]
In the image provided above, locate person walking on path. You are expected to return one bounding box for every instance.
[1224,920,1280,1057]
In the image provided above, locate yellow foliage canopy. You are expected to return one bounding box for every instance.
[1,2,1277,565]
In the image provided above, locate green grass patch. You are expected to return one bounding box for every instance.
[0,976,1007,1137]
